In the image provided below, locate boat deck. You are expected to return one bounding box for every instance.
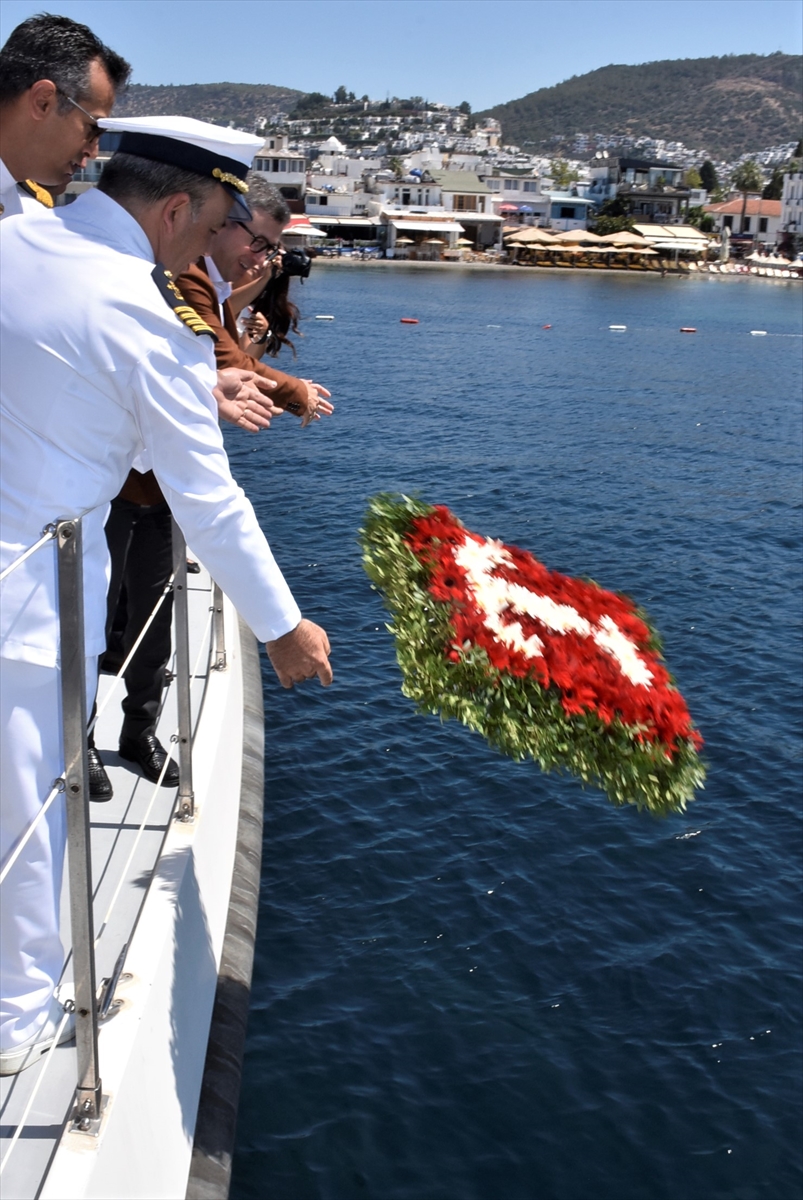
[0,568,222,1200]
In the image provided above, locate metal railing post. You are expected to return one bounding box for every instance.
[56,518,103,1129]
[171,520,194,821]
[211,581,227,671]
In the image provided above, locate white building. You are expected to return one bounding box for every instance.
[545,193,596,231]
[482,173,544,223]
[252,133,307,204]
[703,198,782,245]
[425,170,502,247]
[782,171,803,236]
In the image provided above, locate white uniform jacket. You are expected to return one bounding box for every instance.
[0,158,49,222]
[0,188,301,666]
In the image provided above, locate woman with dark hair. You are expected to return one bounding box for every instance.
[234,247,311,360]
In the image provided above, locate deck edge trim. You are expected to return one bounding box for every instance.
[185,615,265,1200]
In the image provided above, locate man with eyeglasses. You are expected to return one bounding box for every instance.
[177,172,334,425]
[0,13,130,219]
[81,169,334,803]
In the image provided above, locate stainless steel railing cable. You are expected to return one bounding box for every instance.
[0,518,217,1172]
[0,555,176,884]
[93,598,215,944]
[0,526,62,887]
[0,1007,73,1177]
[0,780,65,887]
[0,523,57,583]
[88,570,177,735]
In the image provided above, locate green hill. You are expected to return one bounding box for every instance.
[112,81,304,128]
[476,54,802,159]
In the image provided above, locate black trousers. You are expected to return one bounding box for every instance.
[103,497,174,741]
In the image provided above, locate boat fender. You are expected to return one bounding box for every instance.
[680,327,697,333]
[400,318,419,324]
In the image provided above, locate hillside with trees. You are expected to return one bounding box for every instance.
[112,82,304,127]
[475,54,802,159]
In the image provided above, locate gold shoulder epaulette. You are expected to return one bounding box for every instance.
[151,264,217,341]
[19,180,54,208]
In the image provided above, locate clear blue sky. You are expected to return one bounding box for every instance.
[1,0,801,111]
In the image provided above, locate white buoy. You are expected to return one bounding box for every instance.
[315,315,335,321]
[750,330,768,336]
[609,325,627,331]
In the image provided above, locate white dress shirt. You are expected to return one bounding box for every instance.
[0,187,301,666]
[204,253,233,315]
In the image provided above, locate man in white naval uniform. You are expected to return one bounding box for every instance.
[0,117,333,1073]
[0,13,130,220]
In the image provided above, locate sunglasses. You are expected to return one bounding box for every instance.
[56,88,104,140]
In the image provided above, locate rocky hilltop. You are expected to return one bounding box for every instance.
[112,81,304,127]
[475,54,802,160]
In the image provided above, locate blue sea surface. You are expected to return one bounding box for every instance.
[226,267,803,1200]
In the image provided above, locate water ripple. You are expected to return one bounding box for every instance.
[230,269,802,1200]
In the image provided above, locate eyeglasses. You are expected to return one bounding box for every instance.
[56,88,104,140]
[229,218,281,259]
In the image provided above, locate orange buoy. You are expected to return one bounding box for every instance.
[680,327,697,333]
[400,318,419,324]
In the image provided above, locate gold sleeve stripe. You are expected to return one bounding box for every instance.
[174,305,216,338]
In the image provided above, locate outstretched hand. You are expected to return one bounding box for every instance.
[214,368,282,432]
[266,618,333,688]
[299,381,335,428]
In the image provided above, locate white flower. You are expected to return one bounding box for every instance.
[453,535,653,689]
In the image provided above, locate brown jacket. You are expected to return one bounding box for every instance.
[175,259,308,415]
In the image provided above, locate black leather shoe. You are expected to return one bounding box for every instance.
[119,732,180,787]
[87,746,113,802]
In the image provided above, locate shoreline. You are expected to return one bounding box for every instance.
[311,257,800,281]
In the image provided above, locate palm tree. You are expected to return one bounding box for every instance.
[731,161,764,233]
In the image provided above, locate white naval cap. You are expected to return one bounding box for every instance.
[98,115,265,219]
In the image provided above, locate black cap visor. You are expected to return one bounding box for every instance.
[116,132,252,219]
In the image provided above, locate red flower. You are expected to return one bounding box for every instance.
[405,509,701,758]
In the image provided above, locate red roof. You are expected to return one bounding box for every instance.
[704,198,781,217]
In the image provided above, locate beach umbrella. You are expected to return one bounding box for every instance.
[601,231,651,248]
[456,238,473,246]
[284,223,326,239]
[394,237,414,244]
[506,227,554,244]
[553,229,604,244]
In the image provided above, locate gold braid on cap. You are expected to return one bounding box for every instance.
[212,167,248,193]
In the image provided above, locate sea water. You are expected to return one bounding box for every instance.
[226,267,802,1200]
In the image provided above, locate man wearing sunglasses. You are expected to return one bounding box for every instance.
[0,13,130,219]
[177,174,334,425]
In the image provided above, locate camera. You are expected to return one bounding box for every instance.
[280,247,312,281]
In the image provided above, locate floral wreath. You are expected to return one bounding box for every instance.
[360,494,705,816]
